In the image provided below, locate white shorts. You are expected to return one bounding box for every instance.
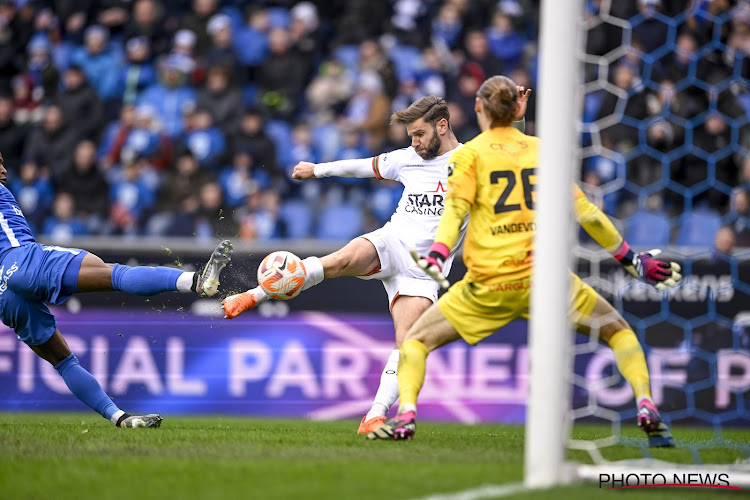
[358,224,455,309]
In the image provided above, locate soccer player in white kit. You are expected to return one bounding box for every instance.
[223,94,529,433]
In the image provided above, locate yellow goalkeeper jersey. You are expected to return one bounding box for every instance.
[446,126,539,285]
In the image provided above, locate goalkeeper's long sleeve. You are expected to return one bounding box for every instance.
[573,185,623,254]
[434,196,471,251]
[313,158,376,178]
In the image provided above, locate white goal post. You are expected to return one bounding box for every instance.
[524,0,581,489]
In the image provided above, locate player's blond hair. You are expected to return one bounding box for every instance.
[390,95,450,126]
[477,75,517,127]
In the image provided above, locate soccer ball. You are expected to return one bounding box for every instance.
[257,251,307,300]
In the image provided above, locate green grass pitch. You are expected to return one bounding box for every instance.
[1,413,748,500]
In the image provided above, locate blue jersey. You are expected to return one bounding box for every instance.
[0,184,36,258]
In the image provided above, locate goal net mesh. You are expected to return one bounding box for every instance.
[569,0,750,484]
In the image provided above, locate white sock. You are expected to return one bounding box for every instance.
[247,286,268,304]
[110,409,125,425]
[301,256,324,291]
[398,403,416,415]
[176,272,195,292]
[365,349,400,420]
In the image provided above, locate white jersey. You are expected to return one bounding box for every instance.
[371,145,464,254]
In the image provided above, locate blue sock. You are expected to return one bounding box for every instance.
[54,353,120,422]
[111,264,183,296]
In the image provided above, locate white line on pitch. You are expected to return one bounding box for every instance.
[405,483,527,500]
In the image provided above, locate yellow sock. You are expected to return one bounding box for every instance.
[608,329,651,400]
[397,339,430,413]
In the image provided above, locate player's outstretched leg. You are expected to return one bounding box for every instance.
[223,255,325,319]
[195,239,233,296]
[77,240,233,298]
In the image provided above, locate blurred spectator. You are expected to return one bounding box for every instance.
[358,39,399,99]
[197,65,244,137]
[180,0,220,57]
[11,73,42,124]
[288,123,318,171]
[9,161,53,232]
[155,151,213,216]
[446,101,479,144]
[231,108,278,174]
[632,0,669,53]
[179,108,226,169]
[332,0,389,46]
[237,189,281,241]
[205,13,238,68]
[714,225,735,255]
[109,155,156,235]
[289,2,321,74]
[219,149,270,207]
[96,0,130,36]
[381,121,410,152]
[345,71,390,153]
[0,0,24,91]
[256,28,307,119]
[432,2,463,49]
[170,29,199,78]
[233,6,270,69]
[463,29,503,79]
[25,34,59,102]
[730,187,750,247]
[0,96,28,170]
[58,140,110,232]
[23,104,78,179]
[117,37,157,105]
[195,181,237,239]
[596,64,648,150]
[70,25,120,101]
[32,9,74,72]
[448,61,485,123]
[58,64,104,141]
[486,11,524,73]
[42,192,89,242]
[390,0,427,47]
[418,47,447,99]
[123,0,169,56]
[138,55,197,138]
[305,59,354,120]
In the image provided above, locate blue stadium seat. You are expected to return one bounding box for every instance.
[675,209,722,247]
[388,45,422,81]
[265,120,293,167]
[280,199,314,239]
[332,45,360,76]
[625,210,671,247]
[315,202,364,240]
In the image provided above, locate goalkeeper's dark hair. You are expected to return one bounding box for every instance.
[390,95,450,127]
[477,75,517,127]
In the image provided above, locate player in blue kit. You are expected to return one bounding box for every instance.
[0,152,232,428]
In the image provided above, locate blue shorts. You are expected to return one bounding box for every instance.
[0,244,87,346]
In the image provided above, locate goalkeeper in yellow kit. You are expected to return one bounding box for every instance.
[367,76,682,447]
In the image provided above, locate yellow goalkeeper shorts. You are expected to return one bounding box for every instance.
[438,273,599,345]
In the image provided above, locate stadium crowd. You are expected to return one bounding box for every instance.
[0,0,749,248]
